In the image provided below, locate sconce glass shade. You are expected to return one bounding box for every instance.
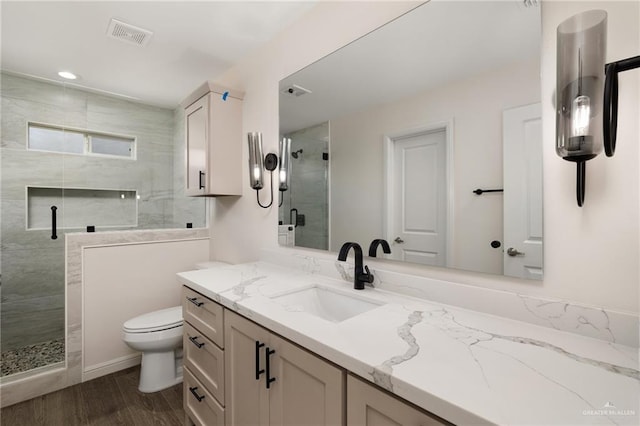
[556,10,607,162]
[248,132,264,190]
[279,137,291,191]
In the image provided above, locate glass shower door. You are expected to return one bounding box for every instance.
[1,75,72,377]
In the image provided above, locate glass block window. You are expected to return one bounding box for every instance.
[28,123,135,159]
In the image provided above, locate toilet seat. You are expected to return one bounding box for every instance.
[123,306,182,333]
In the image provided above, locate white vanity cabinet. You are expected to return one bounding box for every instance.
[182,287,343,426]
[224,309,344,426]
[182,82,244,197]
[182,285,447,426]
[347,375,449,426]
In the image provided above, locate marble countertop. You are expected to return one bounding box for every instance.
[177,261,639,425]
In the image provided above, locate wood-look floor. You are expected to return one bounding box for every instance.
[0,367,184,426]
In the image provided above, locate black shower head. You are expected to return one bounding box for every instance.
[292,149,303,159]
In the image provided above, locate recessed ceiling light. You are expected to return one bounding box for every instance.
[58,71,77,80]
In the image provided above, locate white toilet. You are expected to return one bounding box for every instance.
[122,261,229,393]
[123,306,184,393]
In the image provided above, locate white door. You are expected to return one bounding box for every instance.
[387,128,447,266]
[503,103,543,279]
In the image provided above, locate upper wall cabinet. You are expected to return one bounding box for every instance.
[183,82,244,196]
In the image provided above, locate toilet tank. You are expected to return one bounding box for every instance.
[194,260,231,270]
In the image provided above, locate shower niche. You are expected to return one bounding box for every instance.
[27,186,138,231]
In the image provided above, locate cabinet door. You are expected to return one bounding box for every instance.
[224,310,270,426]
[347,375,447,426]
[185,95,208,196]
[268,334,344,426]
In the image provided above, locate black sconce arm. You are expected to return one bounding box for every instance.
[604,55,640,157]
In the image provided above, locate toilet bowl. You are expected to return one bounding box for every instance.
[122,306,183,393]
[122,261,230,393]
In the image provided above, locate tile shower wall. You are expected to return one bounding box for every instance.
[0,73,203,353]
[280,122,329,250]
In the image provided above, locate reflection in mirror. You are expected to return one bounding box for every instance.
[279,0,542,279]
[279,122,329,250]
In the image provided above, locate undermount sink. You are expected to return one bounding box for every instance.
[271,285,384,323]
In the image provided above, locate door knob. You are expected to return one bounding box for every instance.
[507,247,525,257]
[394,237,404,244]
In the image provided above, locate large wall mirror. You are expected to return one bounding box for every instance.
[278,0,543,280]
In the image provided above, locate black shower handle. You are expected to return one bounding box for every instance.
[51,206,58,240]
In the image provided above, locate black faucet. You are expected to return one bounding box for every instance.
[368,239,391,257]
[337,242,374,290]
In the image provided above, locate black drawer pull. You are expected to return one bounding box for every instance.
[189,386,205,402]
[189,336,205,349]
[266,347,276,389]
[186,296,204,307]
[255,341,265,380]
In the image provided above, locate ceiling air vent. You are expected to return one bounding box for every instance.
[107,18,153,47]
[281,84,312,97]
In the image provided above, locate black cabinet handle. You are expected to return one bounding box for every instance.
[265,347,276,389]
[189,336,205,349]
[51,206,58,240]
[189,386,205,402]
[186,296,203,307]
[199,171,205,190]
[255,341,265,380]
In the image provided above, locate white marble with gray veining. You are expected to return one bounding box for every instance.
[178,261,639,426]
[259,248,639,348]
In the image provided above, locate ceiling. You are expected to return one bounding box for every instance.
[1,1,317,108]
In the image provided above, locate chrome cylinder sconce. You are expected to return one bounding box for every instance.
[278,137,291,207]
[556,10,640,207]
[248,132,278,208]
[556,10,606,207]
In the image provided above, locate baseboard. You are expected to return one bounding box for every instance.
[82,354,141,382]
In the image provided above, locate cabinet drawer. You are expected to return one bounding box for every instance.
[183,286,224,348]
[184,367,225,426]
[184,322,225,406]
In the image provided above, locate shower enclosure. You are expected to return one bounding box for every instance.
[0,73,205,377]
[279,122,329,250]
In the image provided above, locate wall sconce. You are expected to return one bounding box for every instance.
[278,137,291,207]
[556,10,640,206]
[248,132,277,208]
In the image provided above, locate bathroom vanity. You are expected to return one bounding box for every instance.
[181,283,444,426]
[178,261,638,426]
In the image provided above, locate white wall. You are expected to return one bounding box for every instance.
[83,239,209,379]
[211,1,639,314]
[330,58,539,274]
